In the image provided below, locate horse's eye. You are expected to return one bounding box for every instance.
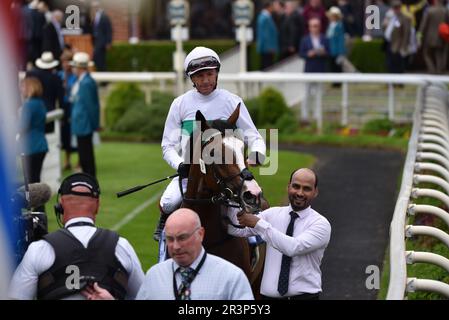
[210,150,214,157]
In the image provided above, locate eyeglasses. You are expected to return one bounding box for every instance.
[187,56,220,76]
[166,227,200,243]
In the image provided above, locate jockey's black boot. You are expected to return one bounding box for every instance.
[153,212,169,242]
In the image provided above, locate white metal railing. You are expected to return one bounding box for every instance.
[19,71,449,131]
[42,109,64,193]
[90,72,449,132]
[387,83,449,299]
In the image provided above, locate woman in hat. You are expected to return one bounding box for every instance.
[326,6,346,77]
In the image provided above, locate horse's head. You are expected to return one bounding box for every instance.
[192,104,263,213]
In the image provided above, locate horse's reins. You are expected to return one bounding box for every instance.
[180,131,260,228]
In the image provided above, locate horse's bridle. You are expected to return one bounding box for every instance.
[180,131,261,214]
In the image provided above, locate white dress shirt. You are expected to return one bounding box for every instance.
[136,247,254,300]
[228,205,331,297]
[8,217,144,300]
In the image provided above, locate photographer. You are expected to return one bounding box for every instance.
[8,173,144,300]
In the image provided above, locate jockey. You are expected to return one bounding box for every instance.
[154,46,266,241]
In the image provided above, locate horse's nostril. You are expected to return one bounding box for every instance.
[243,191,256,203]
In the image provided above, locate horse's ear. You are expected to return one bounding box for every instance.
[227,103,240,126]
[196,110,210,131]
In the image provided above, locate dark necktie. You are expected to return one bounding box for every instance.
[277,211,299,296]
[179,267,194,300]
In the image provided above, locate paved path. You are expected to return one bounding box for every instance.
[281,144,404,300]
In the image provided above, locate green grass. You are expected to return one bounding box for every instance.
[49,142,315,271]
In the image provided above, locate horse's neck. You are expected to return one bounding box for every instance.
[185,165,218,198]
[184,165,228,248]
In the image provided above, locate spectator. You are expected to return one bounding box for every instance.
[401,0,427,29]
[58,49,79,171]
[280,0,304,59]
[26,51,64,133]
[326,7,346,76]
[17,1,33,70]
[70,52,100,178]
[299,18,329,120]
[257,0,280,70]
[90,1,112,71]
[272,0,286,30]
[9,173,144,300]
[302,0,328,34]
[383,0,412,74]
[17,77,48,186]
[42,10,65,62]
[28,0,46,69]
[228,168,331,300]
[82,208,254,300]
[337,0,357,37]
[418,0,449,74]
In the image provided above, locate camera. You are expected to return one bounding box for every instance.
[14,210,48,263]
[11,183,50,263]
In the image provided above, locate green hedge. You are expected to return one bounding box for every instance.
[245,87,297,134]
[107,40,237,71]
[107,38,388,73]
[104,83,146,128]
[349,38,386,73]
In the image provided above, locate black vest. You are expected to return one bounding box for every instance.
[37,228,129,300]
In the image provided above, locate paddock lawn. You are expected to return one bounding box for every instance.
[47,142,314,271]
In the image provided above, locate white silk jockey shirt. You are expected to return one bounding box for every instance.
[228,205,331,297]
[161,88,267,170]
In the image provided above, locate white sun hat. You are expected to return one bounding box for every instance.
[35,51,59,70]
[69,52,94,68]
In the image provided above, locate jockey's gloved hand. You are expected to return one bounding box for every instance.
[177,162,190,178]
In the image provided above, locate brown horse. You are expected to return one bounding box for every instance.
[180,104,267,296]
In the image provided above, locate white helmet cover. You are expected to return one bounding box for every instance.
[184,46,221,77]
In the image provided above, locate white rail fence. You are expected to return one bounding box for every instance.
[42,109,64,193]
[92,72,449,133]
[387,82,449,299]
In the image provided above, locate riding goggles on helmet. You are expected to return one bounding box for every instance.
[186,56,220,76]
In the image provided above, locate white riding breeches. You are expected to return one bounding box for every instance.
[159,176,187,214]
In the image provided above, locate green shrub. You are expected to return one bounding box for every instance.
[105,83,146,128]
[107,40,236,71]
[275,113,298,134]
[361,118,394,134]
[113,91,174,141]
[244,97,261,126]
[258,87,292,127]
[349,38,386,73]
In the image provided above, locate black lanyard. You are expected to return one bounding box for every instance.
[173,252,207,300]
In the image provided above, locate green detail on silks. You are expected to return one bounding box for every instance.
[181,119,215,136]
[181,120,197,136]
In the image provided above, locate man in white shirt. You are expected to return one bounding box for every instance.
[228,168,331,300]
[82,208,254,300]
[153,46,266,241]
[8,173,144,300]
